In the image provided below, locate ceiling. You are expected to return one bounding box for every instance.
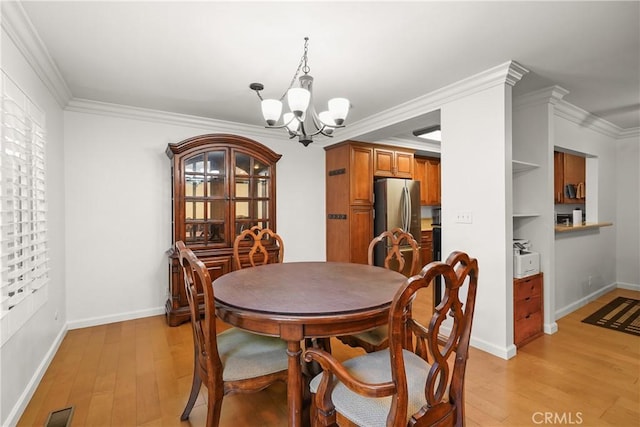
[15,1,640,145]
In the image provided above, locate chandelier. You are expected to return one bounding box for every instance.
[249,37,350,146]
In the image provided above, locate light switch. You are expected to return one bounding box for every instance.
[455,211,473,224]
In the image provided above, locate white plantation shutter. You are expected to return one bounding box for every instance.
[0,71,49,321]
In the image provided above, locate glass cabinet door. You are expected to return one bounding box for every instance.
[184,149,227,245]
[233,151,272,238]
[167,134,281,327]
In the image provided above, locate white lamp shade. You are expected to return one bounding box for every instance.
[319,111,336,127]
[318,111,335,135]
[283,112,299,133]
[328,98,349,125]
[261,99,282,126]
[287,88,311,117]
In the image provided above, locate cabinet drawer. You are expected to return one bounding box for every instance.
[514,311,543,344]
[514,274,542,302]
[514,296,542,320]
[420,231,433,245]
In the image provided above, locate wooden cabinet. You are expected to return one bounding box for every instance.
[165,134,281,326]
[554,151,585,204]
[373,147,414,178]
[326,141,374,263]
[414,156,441,205]
[420,230,433,267]
[326,141,417,263]
[513,272,543,347]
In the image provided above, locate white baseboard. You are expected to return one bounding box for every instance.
[4,324,67,427]
[617,282,640,292]
[555,283,618,320]
[67,306,165,330]
[470,335,517,360]
[544,321,559,334]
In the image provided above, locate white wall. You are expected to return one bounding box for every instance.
[440,84,513,358]
[0,28,66,426]
[554,117,620,318]
[63,109,326,327]
[615,135,640,288]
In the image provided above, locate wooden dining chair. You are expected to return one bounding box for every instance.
[232,226,284,270]
[176,241,289,426]
[337,227,420,353]
[305,251,479,427]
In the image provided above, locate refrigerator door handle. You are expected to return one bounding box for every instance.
[406,185,412,235]
[401,185,409,232]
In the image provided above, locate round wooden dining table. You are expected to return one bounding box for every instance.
[213,261,407,427]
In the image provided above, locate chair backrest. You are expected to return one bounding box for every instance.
[388,251,479,426]
[232,226,284,270]
[177,241,222,376]
[368,227,420,276]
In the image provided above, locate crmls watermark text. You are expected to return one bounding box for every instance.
[532,412,583,425]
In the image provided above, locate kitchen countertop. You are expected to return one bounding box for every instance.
[555,222,613,233]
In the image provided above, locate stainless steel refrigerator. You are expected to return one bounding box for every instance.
[373,178,421,276]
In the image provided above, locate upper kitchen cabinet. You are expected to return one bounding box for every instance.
[554,151,585,204]
[414,156,441,206]
[165,134,281,326]
[373,147,414,178]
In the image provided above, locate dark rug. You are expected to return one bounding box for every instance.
[582,297,640,336]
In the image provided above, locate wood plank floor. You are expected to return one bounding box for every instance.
[18,288,639,426]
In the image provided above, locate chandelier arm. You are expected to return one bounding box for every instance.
[249,37,347,146]
[254,90,264,101]
[263,123,292,130]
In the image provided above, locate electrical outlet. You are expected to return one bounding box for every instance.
[588,276,593,288]
[455,211,473,224]
[54,310,59,320]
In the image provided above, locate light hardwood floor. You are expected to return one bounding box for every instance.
[18,288,639,426]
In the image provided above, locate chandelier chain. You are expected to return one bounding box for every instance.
[278,37,310,101]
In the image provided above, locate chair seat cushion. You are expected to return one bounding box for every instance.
[350,325,389,345]
[310,349,430,426]
[218,328,288,381]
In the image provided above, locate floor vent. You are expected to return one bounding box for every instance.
[45,406,74,427]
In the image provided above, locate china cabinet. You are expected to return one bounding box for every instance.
[165,134,281,326]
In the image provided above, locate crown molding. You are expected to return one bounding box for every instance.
[618,127,640,139]
[338,60,529,142]
[554,99,625,139]
[514,85,570,109]
[514,86,638,139]
[1,1,72,107]
[377,137,441,153]
[65,98,281,141]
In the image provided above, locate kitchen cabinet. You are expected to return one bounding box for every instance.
[414,156,441,205]
[420,230,433,266]
[326,142,374,263]
[513,272,544,347]
[326,141,416,263]
[373,147,414,178]
[554,151,585,204]
[165,134,281,326]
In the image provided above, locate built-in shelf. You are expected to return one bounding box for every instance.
[513,159,540,173]
[514,213,541,218]
[555,222,613,233]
